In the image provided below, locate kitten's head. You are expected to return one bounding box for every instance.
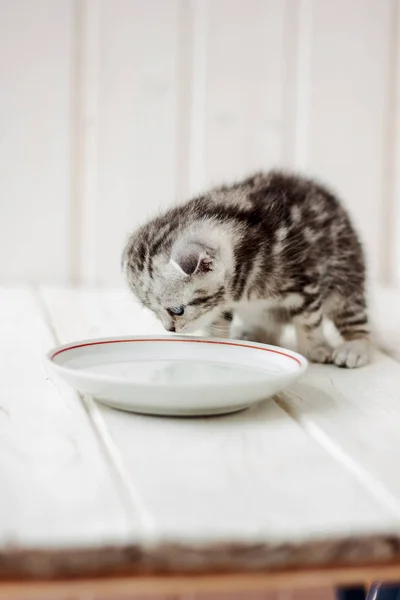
[123,224,235,333]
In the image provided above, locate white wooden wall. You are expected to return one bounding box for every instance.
[1,0,400,286]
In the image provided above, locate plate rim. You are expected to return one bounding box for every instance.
[45,335,308,389]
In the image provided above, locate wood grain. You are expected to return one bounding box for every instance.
[33,286,400,575]
[0,288,130,548]
[1,1,399,284]
[3,561,400,600]
[2,285,400,584]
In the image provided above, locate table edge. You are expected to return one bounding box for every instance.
[2,561,400,599]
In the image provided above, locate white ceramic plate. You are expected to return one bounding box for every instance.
[46,336,308,417]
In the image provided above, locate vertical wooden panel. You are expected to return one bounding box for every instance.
[302,0,393,279]
[392,0,400,285]
[198,0,286,190]
[0,0,73,283]
[87,0,183,285]
[75,0,101,285]
[186,0,208,196]
[380,0,399,285]
[1,0,397,286]
[280,0,313,170]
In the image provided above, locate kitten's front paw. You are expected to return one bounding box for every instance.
[301,343,333,364]
[332,339,370,368]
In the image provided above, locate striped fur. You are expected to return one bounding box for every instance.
[123,171,370,368]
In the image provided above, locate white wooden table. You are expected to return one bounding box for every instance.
[1,285,400,599]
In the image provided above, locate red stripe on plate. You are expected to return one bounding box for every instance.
[51,338,302,366]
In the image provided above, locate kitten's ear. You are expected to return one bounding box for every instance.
[171,242,213,276]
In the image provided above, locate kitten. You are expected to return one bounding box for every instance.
[122,171,370,368]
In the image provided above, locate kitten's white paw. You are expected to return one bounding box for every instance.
[301,343,333,364]
[332,339,370,368]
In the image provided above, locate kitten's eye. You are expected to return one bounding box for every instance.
[167,306,185,317]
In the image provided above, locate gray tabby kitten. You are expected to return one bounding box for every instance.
[123,171,370,368]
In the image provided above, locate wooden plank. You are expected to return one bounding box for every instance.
[392,0,400,285]
[0,1,73,283]
[302,0,393,278]
[198,0,285,190]
[278,282,400,517]
[0,288,131,548]
[85,0,183,285]
[381,0,400,284]
[278,352,400,512]
[3,561,400,599]
[280,0,313,170]
[41,287,400,563]
[74,0,101,285]
[37,286,164,343]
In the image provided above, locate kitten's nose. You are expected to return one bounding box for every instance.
[167,324,176,333]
